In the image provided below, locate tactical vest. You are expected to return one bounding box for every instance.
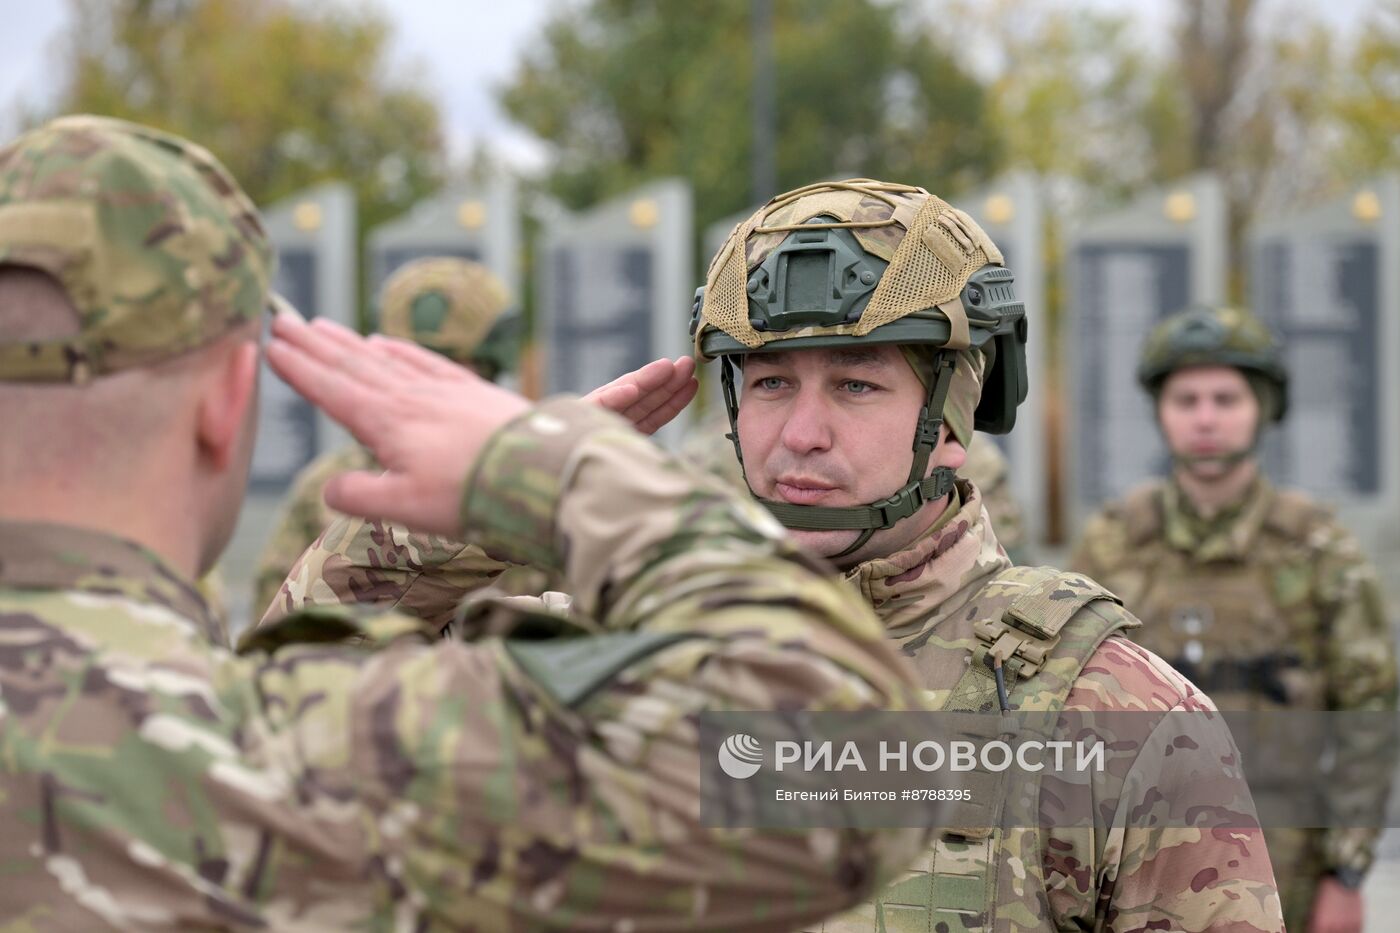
[813,565,1135,933]
[1105,483,1331,711]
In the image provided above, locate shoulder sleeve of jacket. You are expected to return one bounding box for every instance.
[1043,636,1284,932]
[257,511,514,633]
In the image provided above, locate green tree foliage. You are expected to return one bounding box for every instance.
[1333,1,1400,176]
[927,0,1187,203]
[499,0,1001,231]
[52,0,444,244]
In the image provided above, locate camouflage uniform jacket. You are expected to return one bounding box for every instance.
[265,481,1283,932]
[0,400,932,932]
[1071,474,1398,880]
[811,482,1281,932]
[252,444,375,619]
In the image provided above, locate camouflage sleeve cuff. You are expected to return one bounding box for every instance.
[461,397,631,573]
[1322,827,1379,878]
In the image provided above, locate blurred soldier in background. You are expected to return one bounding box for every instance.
[0,115,934,930]
[251,255,516,616]
[1071,305,1397,933]
[957,433,1027,563]
[270,178,1282,931]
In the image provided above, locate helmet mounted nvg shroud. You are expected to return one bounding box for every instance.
[691,179,1029,558]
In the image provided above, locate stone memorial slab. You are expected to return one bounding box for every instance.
[536,179,693,443]
[955,173,1047,545]
[367,174,519,304]
[251,183,356,491]
[1249,176,1400,548]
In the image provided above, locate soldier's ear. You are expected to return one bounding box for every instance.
[196,335,260,471]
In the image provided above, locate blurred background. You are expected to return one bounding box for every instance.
[5,0,1400,921]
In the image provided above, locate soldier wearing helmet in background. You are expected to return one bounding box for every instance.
[264,178,1283,931]
[1071,305,1397,933]
[251,256,519,616]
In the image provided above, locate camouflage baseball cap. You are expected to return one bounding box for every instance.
[0,114,279,384]
[1138,305,1289,421]
[377,257,512,369]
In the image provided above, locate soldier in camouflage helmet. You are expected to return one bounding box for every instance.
[0,116,935,929]
[267,179,1284,931]
[1071,304,1397,933]
[252,256,518,617]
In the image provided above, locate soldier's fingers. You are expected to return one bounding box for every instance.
[623,357,680,393]
[271,314,368,375]
[588,382,643,414]
[300,317,416,390]
[369,334,473,383]
[307,316,366,353]
[322,471,458,536]
[266,337,384,443]
[633,377,699,435]
[617,358,696,422]
[584,358,675,403]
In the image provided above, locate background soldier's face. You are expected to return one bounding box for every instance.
[1157,365,1261,478]
[736,344,966,563]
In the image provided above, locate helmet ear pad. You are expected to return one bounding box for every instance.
[1245,371,1286,423]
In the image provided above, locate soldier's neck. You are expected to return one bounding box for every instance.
[0,482,202,582]
[1171,458,1259,520]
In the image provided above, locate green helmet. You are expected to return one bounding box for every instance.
[377,257,518,381]
[690,179,1027,557]
[1137,304,1288,422]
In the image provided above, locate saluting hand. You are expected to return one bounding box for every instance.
[584,355,698,435]
[266,314,528,536]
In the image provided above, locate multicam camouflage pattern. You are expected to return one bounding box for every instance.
[696,179,1005,355]
[1137,305,1287,420]
[267,476,1283,932]
[0,115,275,383]
[810,481,1280,932]
[1072,475,1398,929]
[195,565,232,647]
[377,257,511,366]
[251,444,376,619]
[737,183,926,271]
[0,399,933,930]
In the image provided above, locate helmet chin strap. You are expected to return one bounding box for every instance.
[720,351,960,561]
[1172,447,1255,472]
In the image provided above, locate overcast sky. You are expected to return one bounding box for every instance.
[0,0,1378,172]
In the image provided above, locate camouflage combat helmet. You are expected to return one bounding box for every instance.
[377,257,518,380]
[0,114,283,384]
[691,179,1028,556]
[1137,304,1288,422]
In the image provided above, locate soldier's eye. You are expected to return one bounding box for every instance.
[754,376,786,391]
[843,380,874,394]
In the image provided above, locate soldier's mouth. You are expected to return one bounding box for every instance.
[774,478,841,504]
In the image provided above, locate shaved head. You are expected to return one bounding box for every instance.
[0,266,263,576]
